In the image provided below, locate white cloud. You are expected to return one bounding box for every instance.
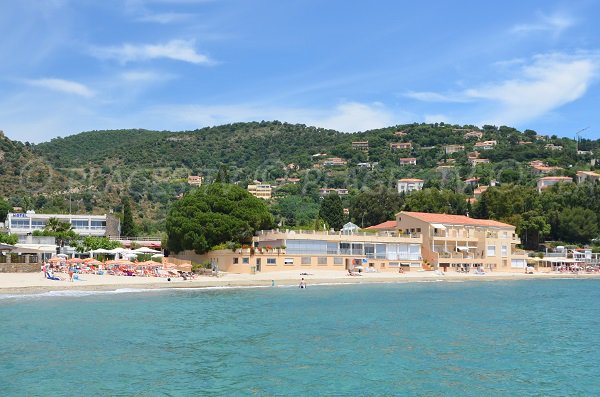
[511,11,574,35]
[120,70,176,82]
[466,54,598,125]
[91,39,212,64]
[146,101,400,133]
[404,91,470,103]
[24,78,95,97]
[136,12,194,24]
[406,53,599,126]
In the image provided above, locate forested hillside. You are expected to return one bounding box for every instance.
[1,121,598,247]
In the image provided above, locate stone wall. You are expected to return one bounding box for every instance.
[0,263,40,273]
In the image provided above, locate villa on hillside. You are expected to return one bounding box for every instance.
[322,157,348,167]
[544,144,563,151]
[187,175,203,186]
[470,158,490,166]
[399,157,417,166]
[397,178,424,193]
[319,188,349,196]
[530,163,563,175]
[444,144,464,154]
[390,142,412,151]
[474,140,497,150]
[464,131,483,139]
[352,141,369,151]
[576,170,600,184]
[537,176,573,192]
[247,184,272,199]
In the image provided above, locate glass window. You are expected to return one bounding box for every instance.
[487,245,496,257]
[333,257,343,265]
[375,244,386,259]
[318,257,327,265]
[242,257,249,264]
[364,244,375,258]
[301,257,311,265]
[10,219,29,228]
[388,262,399,267]
[267,258,276,265]
[233,258,239,264]
[339,243,351,255]
[286,240,328,255]
[71,220,89,229]
[284,258,294,265]
[501,245,508,257]
[91,220,106,229]
[326,243,338,255]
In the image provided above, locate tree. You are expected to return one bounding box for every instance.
[0,199,11,222]
[166,183,273,254]
[349,187,403,227]
[516,210,551,250]
[556,207,599,244]
[319,193,345,230]
[74,236,122,253]
[121,197,136,237]
[36,217,79,248]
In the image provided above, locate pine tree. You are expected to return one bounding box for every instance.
[319,193,345,230]
[121,197,135,237]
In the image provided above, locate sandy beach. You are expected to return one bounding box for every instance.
[1,269,600,295]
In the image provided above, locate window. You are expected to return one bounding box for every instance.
[10,219,29,228]
[339,243,351,255]
[416,228,421,233]
[284,258,294,265]
[267,258,276,265]
[501,245,508,257]
[31,220,46,229]
[91,220,106,229]
[233,258,239,264]
[389,262,399,267]
[71,219,89,229]
[301,257,311,265]
[502,231,508,238]
[286,240,328,255]
[242,257,249,264]
[318,257,327,265]
[487,245,496,257]
[334,257,343,265]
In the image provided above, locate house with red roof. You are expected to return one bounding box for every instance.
[394,211,527,272]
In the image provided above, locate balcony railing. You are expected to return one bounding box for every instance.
[256,229,421,239]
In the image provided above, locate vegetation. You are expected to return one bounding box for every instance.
[0,233,18,245]
[165,183,273,254]
[121,197,136,237]
[0,120,592,250]
[74,236,122,253]
[319,193,345,230]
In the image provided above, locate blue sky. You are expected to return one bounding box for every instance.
[1,0,599,143]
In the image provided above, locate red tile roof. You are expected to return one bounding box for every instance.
[397,211,514,228]
[366,220,397,230]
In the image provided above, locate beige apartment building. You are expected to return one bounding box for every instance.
[247,184,272,199]
[173,211,529,274]
[395,211,528,272]
[178,229,423,274]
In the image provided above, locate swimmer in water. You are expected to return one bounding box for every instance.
[299,278,306,289]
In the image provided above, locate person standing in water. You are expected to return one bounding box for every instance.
[299,278,306,289]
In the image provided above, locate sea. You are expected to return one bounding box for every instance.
[1,279,599,396]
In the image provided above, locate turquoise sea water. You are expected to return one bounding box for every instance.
[1,280,600,396]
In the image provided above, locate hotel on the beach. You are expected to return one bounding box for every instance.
[176,211,530,274]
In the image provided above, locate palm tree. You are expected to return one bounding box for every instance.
[44,217,76,250]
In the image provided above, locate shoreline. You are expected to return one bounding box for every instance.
[1,270,600,295]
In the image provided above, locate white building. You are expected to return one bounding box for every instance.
[6,211,119,237]
[247,184,273,199]
[397,178,424,193]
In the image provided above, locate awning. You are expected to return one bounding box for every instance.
[431,223,446,229]
[13,244,57,254]
[456,246,473,251]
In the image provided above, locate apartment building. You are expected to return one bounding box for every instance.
[395,211,528,272]
[444,144,464,155]
[390,142,412,151]
[247,184,273,199]
[399,157,417,166]
[6,211,120,237]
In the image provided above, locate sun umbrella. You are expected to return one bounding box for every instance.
[134,247,161,254]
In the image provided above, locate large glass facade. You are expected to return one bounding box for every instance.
[284,239,420,260]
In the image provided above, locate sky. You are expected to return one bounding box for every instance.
[1,0,600,143]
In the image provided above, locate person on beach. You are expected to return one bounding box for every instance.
[68,267,74,282]
[299,278,306,289]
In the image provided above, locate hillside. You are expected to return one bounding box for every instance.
[0,121,596,238]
